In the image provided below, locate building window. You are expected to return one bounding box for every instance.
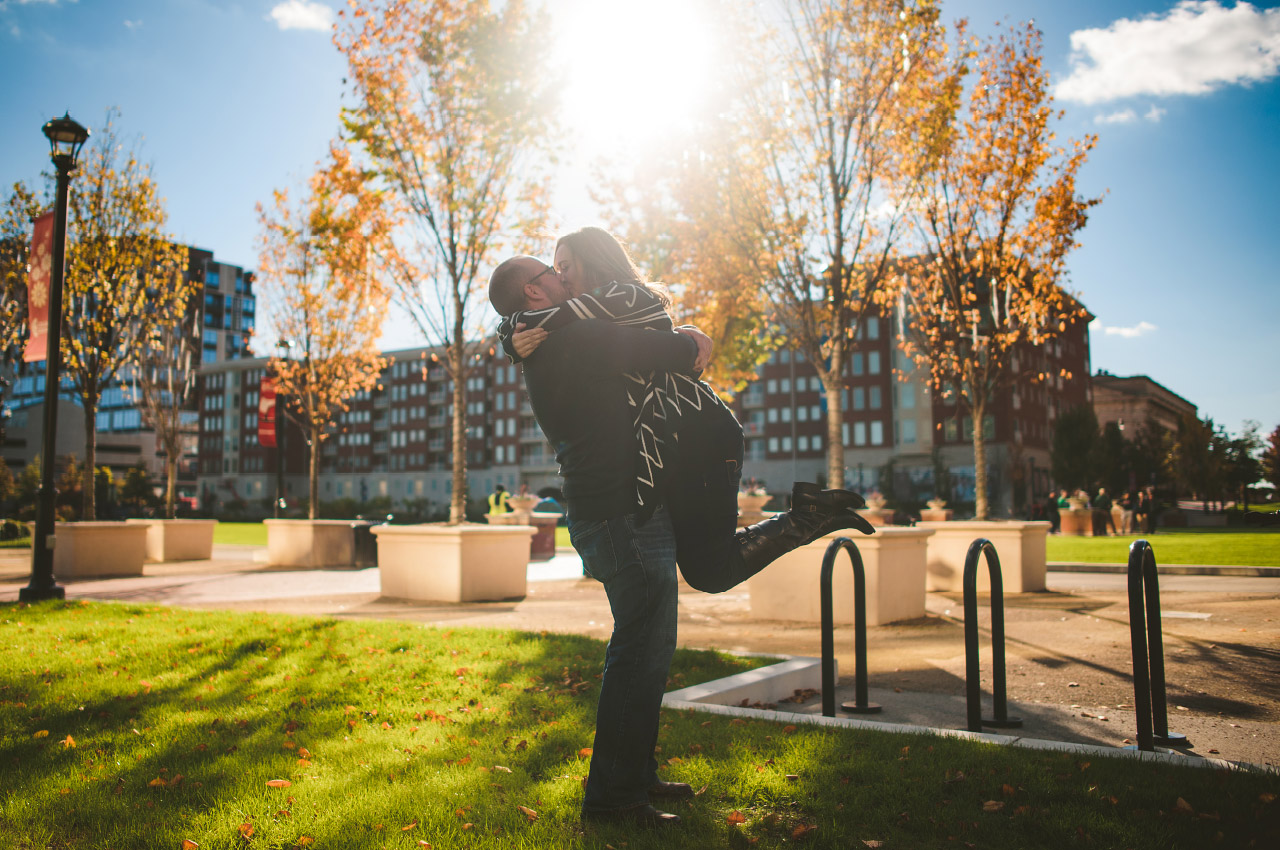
[767,379,778,394]
[854,422,867,446]
[902,419,917,443]
[870,421,884,445]
[768,436,778,453]
[853,388,865,411]
[781,408,792,422]
[901,384,915,409]
[781,436,792,452]
[798,436,808,452]
[870,386,882,409]
[852,353,864,376]
[866,318,879,340]
[797,406,808,422]
[868,351,881,374]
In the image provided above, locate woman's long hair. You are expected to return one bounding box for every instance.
[556,226,671,309]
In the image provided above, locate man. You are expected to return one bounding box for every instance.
[489,254,868,827]
[1094,487,1116,536]
[487,483,511,515]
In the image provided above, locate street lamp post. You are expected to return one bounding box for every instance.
[273,339,293,519]
[21,113,89,603]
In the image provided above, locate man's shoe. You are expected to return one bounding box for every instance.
[649,780,695,799]
[583,804,681,828]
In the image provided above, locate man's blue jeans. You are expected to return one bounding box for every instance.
[569,506,679,814]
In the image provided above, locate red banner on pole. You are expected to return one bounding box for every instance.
[258,376,277,448]
[23,212,55,363]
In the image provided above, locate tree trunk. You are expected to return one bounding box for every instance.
[449,338,467,525]
[972,399,988,520]
[309,423,320,520]
[82,396,97,521]
[165,453,178,519]
[825,348,845,492]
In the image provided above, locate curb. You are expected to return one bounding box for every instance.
[664,657,1279,776]
[1050,563,1280,578]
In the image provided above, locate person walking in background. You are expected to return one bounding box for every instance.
[1094,487,1116,536]
[1120,489,1136,534]
[1045,489,1061,533]
[487,483,510,516]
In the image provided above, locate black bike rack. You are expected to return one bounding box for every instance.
[963,539,1022,732]
[820,538,881,717]
[1127,540,1190,751]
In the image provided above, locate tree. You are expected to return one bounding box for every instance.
[1167,412,1218,506]
[1051,404,1098,494]
[1262,424,1280,492]
[1223,421,1262,508]
[257,149,389,520]
[1126,417,1169,493]
[1095,421,1129,496]
[57,111,192,520]
[716,0,955,488]
[1,183,45,446]
[128,259,202,518]
[335,0,556,523]
[897,22,1100,519]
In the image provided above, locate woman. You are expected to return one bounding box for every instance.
[497,227,873,593]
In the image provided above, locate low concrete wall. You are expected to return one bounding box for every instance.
[374,523,534,602]
[264,519,356,568]
[52,522,147,579]
[745,528,933,626]
[915,520,1051,593]
[126,519,217,562]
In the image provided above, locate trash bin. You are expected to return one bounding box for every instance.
[351,514,392,569]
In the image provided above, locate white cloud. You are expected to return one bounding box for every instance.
[268,0,333,32]
[1094,108,1137,124]
[1093,320,1158,338]
[1056,1,1280,104]
[1144,104,1167,122]
[123,19,141,30]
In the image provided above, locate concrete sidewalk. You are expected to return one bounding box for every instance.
[3,545,1277,771]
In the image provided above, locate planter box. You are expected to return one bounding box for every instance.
[373,523,534,602]
[915,520,1051,593]
[51,522,147,579]
[126,519,217,562]
[264,519,357,568]
[487,511,560,561]
[745,528,933,626]
[1058,508,1094,536]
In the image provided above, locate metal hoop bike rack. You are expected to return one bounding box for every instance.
[963,538,1022,732]
[1127,540,1190,751]
[819,537,881,717]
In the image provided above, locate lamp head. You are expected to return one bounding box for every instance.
[42,113,90,169]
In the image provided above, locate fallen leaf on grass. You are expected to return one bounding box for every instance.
[148,777,167,788]
[401,821,418,831]
[517,805,538,822]
[33,730,48,739]
[493,765,512,773]
[181,841,199,850]
[862,841,884,848]
[578,748,592,758]
[791,822,816,839]
[266,779,292,788]
[417,843,433,848]
[1002,784,1016,797]
[296,839,314,847]
[727,811,746,826]
[1260,793,1276,803]
[982,801,1004,812]
[61,735,75,749]
[1176,798,1194,813]
[238,822,254,839]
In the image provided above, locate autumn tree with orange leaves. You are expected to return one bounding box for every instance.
[257,147,390,519]
[624,0,957,488]
[896,22,1100,519]
[334,0,555,523]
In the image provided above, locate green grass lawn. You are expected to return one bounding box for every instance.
[2,603,1276,849]
[1047,529,1280,566]
[212,522,269,547]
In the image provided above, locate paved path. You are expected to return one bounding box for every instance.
[3,546,1277,770]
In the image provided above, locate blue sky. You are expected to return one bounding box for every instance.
[1,0,1277,437]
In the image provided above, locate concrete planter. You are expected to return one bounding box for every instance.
[487,510,560,561]
[914,520,1051,593]
[373,523,534,602]
[1058,508,1094,536]
[744,528,933,626]
[264,519,357,568]
[50,521,147,579]
[125,519,217,562]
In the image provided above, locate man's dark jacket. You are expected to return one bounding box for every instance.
[521,319,699,522]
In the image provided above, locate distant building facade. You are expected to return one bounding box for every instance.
[2,247,255,509]
[1091,371,1196,436]
[194,303,1094,518]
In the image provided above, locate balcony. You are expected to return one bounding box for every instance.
[520,426,546,442]
[742,422,763,437]
[742,390,765,408]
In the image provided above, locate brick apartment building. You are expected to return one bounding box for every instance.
[195,304,1092,518]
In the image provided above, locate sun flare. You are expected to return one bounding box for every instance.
[554,0,720,158]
